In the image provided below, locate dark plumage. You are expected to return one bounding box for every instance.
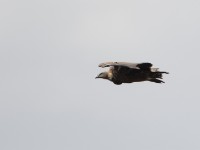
[96,62,169,85]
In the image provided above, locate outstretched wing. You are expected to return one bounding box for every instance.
[99,62,138,69]
[99,62,152,70]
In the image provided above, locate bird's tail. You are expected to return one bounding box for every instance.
[149,71,169,83]
[150,71,169,78]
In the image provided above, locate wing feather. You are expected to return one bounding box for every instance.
[99,62,152,70]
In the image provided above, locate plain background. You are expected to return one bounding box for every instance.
[1,0,200,150]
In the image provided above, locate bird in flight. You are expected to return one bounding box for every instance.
[96,62,169,85]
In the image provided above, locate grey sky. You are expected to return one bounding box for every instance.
[0,0,200,150]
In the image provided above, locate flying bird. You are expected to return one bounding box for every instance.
[96,62,169,85]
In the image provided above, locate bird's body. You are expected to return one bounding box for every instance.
[96,62,168,85]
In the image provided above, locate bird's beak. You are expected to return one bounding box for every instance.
[95,76,99,79]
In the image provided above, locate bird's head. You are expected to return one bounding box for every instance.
[95,72,109,80]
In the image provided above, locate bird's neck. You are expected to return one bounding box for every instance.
[107,71,113,80]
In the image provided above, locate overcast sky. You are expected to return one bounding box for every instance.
[1,0,200,150]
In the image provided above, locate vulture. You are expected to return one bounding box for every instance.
[96,62,169,85]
